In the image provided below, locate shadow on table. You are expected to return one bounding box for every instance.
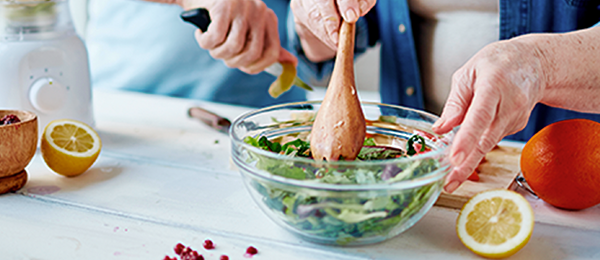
[22,161,123,196]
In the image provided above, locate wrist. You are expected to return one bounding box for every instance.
[521,32,589,106]
[531,35,556,100]
[296,24,337,62]
[512,33,555,104]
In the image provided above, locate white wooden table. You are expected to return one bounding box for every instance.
[1,89,599,260]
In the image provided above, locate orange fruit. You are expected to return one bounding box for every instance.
[520,119,600,210]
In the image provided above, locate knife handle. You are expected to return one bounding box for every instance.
[181,8,211,33]
[188,107,231,134]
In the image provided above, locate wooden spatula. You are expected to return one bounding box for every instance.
[309,21,366,161]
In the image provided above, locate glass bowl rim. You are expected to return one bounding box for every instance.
[230,100,456,191]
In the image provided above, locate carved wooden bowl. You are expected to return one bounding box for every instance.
[0,110,38,177]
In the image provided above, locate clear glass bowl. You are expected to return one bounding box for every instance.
[230,101,456,246]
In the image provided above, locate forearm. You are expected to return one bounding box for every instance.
[533,26,600,113]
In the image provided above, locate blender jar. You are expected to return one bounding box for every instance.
[1,0,74,41]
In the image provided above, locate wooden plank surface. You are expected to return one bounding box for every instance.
[435,145,522,209]
[4,90,600,259]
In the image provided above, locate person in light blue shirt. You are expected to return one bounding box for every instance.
[288,0,600,192]
[86,0,305,108]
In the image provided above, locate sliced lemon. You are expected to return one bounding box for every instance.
[457,189,534,259]
[268,62,297,98]
[41,119,102,177]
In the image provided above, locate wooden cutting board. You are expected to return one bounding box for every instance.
[434,145,523,209]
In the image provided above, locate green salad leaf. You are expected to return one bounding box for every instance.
[356,146,404,160]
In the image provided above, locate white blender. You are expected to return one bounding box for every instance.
[0,0,94,131]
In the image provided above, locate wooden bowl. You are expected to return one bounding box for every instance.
[0,110,38,177]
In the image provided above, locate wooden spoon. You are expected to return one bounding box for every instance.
[309,21,366,161]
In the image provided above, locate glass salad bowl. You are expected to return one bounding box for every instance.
[230,101,456,246]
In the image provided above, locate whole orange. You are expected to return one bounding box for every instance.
[520,119,600,210]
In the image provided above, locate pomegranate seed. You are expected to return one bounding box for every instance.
[180,249,203,260]
[181,253,203,260]
[170,242,203,260]
[203,239,215,250]
[220,255,229,260]
[0,114,20,125]
[246,246,258,255]
[191,251,203,260]
[174,243,185,255]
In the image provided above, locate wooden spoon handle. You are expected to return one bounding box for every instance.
[309,21,366,161]
[331,21,356,85]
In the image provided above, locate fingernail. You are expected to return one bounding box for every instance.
[444,180,461,193]
[452,151,465,166]
[359,0,369,14]
[344,9,357,22]
[331,32,338,44]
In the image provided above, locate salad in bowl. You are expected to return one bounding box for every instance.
[230,101,455,245]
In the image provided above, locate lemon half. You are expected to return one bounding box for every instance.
[457,189,534,259]
[41,119,102,177]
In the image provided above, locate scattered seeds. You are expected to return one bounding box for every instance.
[166,240,259,260]
[203,239,215,250]
[164,243,203,260]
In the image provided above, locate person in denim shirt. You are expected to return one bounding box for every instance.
[289,0,600,191]
[86,0,305,108]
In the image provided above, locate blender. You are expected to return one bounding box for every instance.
[0,0,94,132]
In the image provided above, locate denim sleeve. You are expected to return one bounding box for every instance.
[286,9,374,86]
